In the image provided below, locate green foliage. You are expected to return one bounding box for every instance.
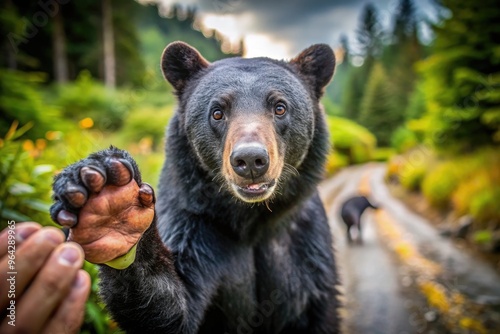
[420,148,500,227]
[391,0,418,45]
[0,123,54,224]
[0,70,66,140]
[322,97,342,117]
[0,123,115,333]
[340,4,384,121]
[325,151,349,176]
[382,0,421,122]
[385,145,435,184]
[113,0,147,86]
[472,230,493,245]
[391,146,499,228]
[421,162,460,208]
[391,127,419,153]
[417,0,500,151]
[341,66,367,120]
[405,84,427,121]
[450,149,500,225]
[469,187,500,226]
[327,116,376,167]
[372,147,396,162]
[356,3,383,60]
[358,63,399,146]
[339,0,425,145]
[325,36,350,107]
[400,163,427,191]
[133,152,165,188]
[120,106,173,149]
[80,262,118,334]
[53,71,129,131]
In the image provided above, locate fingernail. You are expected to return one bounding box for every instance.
[58,246,81,266]
[39,229,63,244]
[72,272,86,288]
[16,228,35,243]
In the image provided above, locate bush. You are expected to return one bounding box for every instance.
[388,148,499,233]
[327,116,376,164]
[400,163,427,191]
[386,155,404,181]
[120,106,173,149]
[420,148,500,227]
[391,126,419,153]
[451,149,500,226]
[422,162,460,208]
[325,151,349,176]
[0,123,54,224]
[0,70,67,140]
[385,146,435,186]
[469,187,500,226]
[53,71,130,131]
[0,123,114,333]
[373,147,396,162]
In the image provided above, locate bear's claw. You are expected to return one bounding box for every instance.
[80,166,106,192]
[57,210,77,228]
[105,158,134,186]
[63,183,88,208]
[138,183,155,206]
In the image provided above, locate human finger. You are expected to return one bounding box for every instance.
[0,227,65,310]
[41,270,91,334]
[0,243,84,334]
[0,222,41,258]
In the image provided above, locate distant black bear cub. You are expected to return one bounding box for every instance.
[340,196,378,242]
[51,42,340,333]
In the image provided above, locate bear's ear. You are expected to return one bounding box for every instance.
[161,41,209,94]
[290,44,335,99]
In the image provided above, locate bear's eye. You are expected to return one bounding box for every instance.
[274,103,287,116]
[212,109,224,120]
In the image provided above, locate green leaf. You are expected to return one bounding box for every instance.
[86,302,106,334]
[9,182,35,196]
[32,164,55,177]
[473,230,492,244]
[1,207,31,222]
[20,199,51,212]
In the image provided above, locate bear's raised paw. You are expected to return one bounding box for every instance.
[50,147,155,264]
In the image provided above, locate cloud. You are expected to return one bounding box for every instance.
[157,0,437,58]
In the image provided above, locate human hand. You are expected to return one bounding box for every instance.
[0,222,90,333]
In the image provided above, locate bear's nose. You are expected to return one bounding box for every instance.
[230,145,269,179]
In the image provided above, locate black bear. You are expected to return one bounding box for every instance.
[340,196,378,243]
[50,42,340,333]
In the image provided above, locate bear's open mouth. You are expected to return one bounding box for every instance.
[232,179,276,202]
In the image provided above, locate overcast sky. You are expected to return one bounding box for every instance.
[157,0,438,59]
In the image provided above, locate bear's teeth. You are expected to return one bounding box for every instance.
[247,183,267,190]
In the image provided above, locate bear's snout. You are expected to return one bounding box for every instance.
[230,144,269,179]
[222,117,283,203]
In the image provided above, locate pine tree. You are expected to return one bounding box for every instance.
[340,34,350,66]
[356,3,383,62]
[418,0,500,151]
[342,3,383,121]
[358,63,397,146]
[379,0,423,142]
[392,0,417,45]
[325,34,351,108]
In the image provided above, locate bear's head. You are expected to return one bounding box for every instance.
[161,42,335,203]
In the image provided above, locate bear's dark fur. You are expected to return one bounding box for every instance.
[340,196,378,242]
[51,42,340,333]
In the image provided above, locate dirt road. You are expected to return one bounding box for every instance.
[319,164,500,334]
